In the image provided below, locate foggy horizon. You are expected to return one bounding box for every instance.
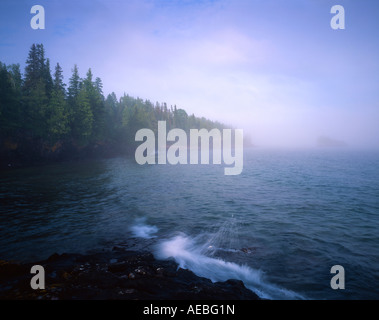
[1,0,378,149]
[1,0,379,303]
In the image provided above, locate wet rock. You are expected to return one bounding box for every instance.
[134,266,149,276]
[0,250,261,300]
[155,267,164,276]
[47,253,61,262]
[0,261,29,284]
[128,272,136,280]
[108,262,128,273]
[240,247,257,254]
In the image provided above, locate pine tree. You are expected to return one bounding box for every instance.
[23,44,39,94]
[8,64,23,94]
[47,63,69,143]
[83,69,106,142]
[22,43,49,137]
[0,63,14,132]
[2,43,228,163]
[105,92,119,139]
[0,63,23,134]
[67,65,93,144]
[95,77,103,96]
[44,58,54,100]
[72,86,93,145]
[53,63,66,95]
[67,64,80,101]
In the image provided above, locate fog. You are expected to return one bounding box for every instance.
[1,0,378,149]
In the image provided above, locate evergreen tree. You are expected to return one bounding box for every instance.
[0,63,14,131]
[0,63,23,134]
[22,43,49,137]
[8,64,23,94]
[105,92,120,139]
[67,66,93,145]
[83,69,106,142]
[73,87,93,145]
[1,43,227,164]
[47,63,69,143]
[23,44,39,94]
[44,58,54,100]
[67,64,80,101]
[95,77,103,96]
[53,63,66,95]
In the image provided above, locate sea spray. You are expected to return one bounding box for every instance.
[130,219,158,239]
[200,215,243,257]
[155,234,306,300]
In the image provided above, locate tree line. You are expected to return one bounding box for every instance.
[0,43,226,166]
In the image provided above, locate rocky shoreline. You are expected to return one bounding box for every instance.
[0,246,260,300]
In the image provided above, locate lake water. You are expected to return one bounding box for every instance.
[1,148,378,299]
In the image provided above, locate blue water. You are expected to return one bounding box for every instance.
[1,148,378,299]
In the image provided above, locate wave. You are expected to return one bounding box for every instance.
[155,233,305,300]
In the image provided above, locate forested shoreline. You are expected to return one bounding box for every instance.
[0,44,226,169]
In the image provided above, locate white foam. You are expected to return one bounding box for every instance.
[130,220,158,239]
[155,234,305,300]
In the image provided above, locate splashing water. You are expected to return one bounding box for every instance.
[155,233,305,300]
[130,219,158,239]
[200,215,243,257]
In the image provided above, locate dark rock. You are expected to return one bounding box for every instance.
[108,262,128,273]
[47,253,61,262]
[0,261,28,280]
[0,250,261,300]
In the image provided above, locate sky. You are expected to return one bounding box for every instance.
[1,0,379,148]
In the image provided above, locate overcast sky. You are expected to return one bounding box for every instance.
[1,0,379,148]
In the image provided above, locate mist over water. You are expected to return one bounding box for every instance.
[1,0,379,301]
[1,148,379,299]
